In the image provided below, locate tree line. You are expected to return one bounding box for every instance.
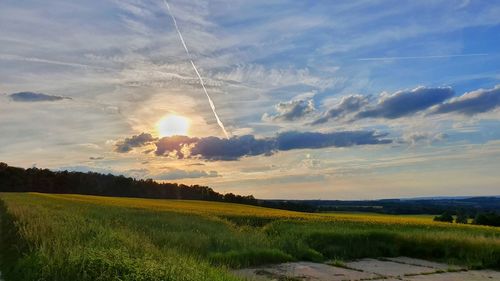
[0,162,257,204]
[434,211,500,227]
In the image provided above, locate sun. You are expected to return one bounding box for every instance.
[157,115,190,137]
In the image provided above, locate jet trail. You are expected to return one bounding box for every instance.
[0,53,111,71]
[163,0,230,139]
[357,53,488,61]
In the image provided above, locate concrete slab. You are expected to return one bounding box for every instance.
[233,259,500,281]
[345,258,437,277]
[405,270,500,281]
[233,261,380,281]
[384,257,462,271]
[233,268,273,281]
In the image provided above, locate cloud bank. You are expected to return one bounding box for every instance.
[431,85,500,115]
[309,86,500,125]
[117,131,391,160]
[355,86,454,119]
[9,91,71,102]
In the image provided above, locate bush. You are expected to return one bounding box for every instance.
[455,212,468,224]
[473,213,500,227]
[434,212,453,223]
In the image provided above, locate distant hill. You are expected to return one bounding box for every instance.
[268,196,500,215]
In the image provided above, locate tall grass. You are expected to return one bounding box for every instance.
[0,193,499,281]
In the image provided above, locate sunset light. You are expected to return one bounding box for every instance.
[157,115,190,137]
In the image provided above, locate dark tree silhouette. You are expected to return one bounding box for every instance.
[0,162,255,204]
[433,211,454,223]
[455,211,468,224]
[474,213,500,227]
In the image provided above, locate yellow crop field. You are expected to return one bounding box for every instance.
[1,192,499,281]
[38,193,495,229]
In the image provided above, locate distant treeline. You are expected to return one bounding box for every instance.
[0,162,257,205]
[264,197,500,227]
[433,210,500,227]
[298,197,500,217]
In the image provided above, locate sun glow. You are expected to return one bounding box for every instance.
[157,115,190,137]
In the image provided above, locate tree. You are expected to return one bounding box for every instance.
[434,211,453,223]
[455,211,468,224]
[473,213,500,227]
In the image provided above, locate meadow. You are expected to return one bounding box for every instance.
[0,193,499,281]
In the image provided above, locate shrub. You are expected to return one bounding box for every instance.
[434,212,453,223]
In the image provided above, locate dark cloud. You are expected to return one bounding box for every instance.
[155,135,199,158]
[149,130,391,161]
[189,135,276,161]
[155,169,219,180]
[156,135,276,161]
[276,131,391,150]
[89,156,104,160]
[9,91,71,102]
[431,85,500,115]
[263,99,315,121]
[115,133,157,153]
[355,87,454,119]
[311,95,369,125]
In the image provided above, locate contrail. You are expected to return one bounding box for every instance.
[0,53,112,71]
[163,0,230,139]
[357,53,488,61]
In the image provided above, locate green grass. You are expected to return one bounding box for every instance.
[0,193,499,281]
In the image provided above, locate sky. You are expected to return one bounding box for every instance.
[1,0,499,199]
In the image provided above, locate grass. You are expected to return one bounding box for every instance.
[0,192,499,281]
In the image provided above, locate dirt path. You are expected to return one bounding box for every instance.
[233,257,500,281]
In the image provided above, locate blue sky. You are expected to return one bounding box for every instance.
[0,0,499,199]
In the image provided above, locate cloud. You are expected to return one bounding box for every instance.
[114,133,157,153]
[137,130,392,161]
[155,135,199,158]
[431,85,500,115]
[9,91,71,102]
[310,87,454,125]
[89,156,104,160]
[188,135,276,161]
[401,132,448,145]
[155,169,219,180]
[262,99,315,121]
[311,95,369,125]
[276,131,391,150]
[355,86,454,119]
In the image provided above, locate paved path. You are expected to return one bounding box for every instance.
[233,257,500,281]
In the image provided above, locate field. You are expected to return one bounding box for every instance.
[1,193,499,281]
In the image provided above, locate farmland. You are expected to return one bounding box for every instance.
[1,193,499,281]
